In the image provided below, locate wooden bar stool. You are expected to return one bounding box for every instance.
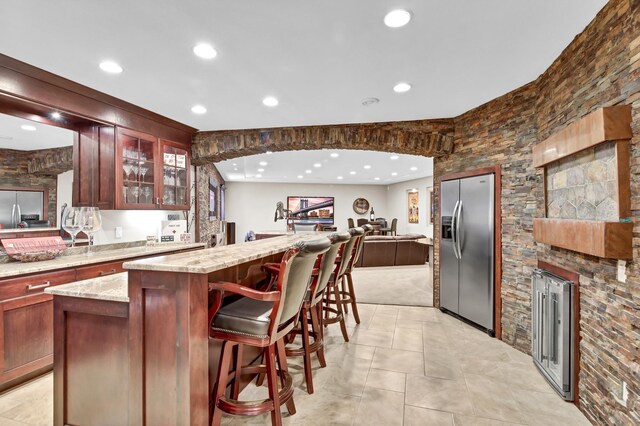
[208,238,331,426]
[339,224,373,324]
[284,232,350,394]
[323,229,360,342]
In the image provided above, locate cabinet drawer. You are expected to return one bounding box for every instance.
[0,270,76,301]
[75,261,125,281]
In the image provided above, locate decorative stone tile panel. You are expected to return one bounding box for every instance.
[545,142,618,221]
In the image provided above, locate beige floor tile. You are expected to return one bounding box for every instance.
[324,342,377,364]
[504,347,533,364]
[350,328,394,348]
[468,390,528,424]
[354,387,404,426]
[424,348,464,380]
[397,306,440,322]
[494,361,555,394]
[510,389,588,424]
[405,375,475,416]
[392,328,423,352]
[367,313,398,331]
[287,389,360,426]
[318,357,371,397]
[365,368,406,393]
[371,348,424,374]
[404,406,454,426]
[375,305,401,316]
[453,414,523,426]
[395,319,425,331]
[0,397,53,426]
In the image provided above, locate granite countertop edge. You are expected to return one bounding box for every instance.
[45,272,129,302]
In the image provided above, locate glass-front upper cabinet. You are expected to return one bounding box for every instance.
[115,129,190,210]
[160,139,190,210]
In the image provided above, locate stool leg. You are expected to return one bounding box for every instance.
[276,338,296,415]
[346,272,361,324]
[256,350,266,387]
[341,276,349,314]
[310,302,327,368]
[265,344,283,426]
[300,306,314,394]
[212,341,235,426]
[333,282,350,342]
[231,344,243,400]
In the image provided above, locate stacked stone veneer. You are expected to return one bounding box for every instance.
[196,163,225,247]
[191,1,639,423]
[546,142,619,221]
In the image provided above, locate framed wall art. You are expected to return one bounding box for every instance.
[408,190,419,224]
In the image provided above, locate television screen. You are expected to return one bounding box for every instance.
[287,196,334,225]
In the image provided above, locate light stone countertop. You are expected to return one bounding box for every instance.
[45,272,128,302]
[416,237,434,246]
[0,242,205,279]
[124,232,332,274]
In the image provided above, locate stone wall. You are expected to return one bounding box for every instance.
[433,1,639,424]
[0,148,70,226]
[196,163,225,247]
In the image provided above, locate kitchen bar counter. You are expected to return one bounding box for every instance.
[124,231,330,274]
[0,242,205,279]
[46,272,128,302]
[0,226,59,234]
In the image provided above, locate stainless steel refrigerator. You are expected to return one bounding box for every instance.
[440,173,495,334]
[0,189,45,229]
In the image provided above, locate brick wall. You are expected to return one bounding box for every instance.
[433,1,639,424]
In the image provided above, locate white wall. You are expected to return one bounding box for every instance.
[56,167,197,245]
[385,176,434,238]
[226,182,388,242]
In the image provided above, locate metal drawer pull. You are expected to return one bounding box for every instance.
[99,269,118,276]
[27,281,51,290]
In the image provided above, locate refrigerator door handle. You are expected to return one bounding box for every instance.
[455,201,463,258]
[451,200,460,259]
[539,292,546,361]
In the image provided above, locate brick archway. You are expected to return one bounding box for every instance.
[192,118,455,164]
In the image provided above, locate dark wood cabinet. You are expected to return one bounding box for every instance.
[73,125,116,209]
[114,128,190,210]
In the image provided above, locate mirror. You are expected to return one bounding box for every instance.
[0,112,74,232]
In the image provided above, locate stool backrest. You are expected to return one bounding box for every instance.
[352,224,372,266]
[347,218,355,228]
[335,228,360,278]
[391,218,398,233]
[313,232,350,299]
[277,238,330,328]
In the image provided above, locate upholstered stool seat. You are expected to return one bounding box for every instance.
[212,298,273,338]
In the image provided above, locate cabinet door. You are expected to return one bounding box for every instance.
[73,125,116,209]
[0,293,53,382]
[116,128,158,210]
[159,139,190,210]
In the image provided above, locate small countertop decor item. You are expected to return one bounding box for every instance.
[353,198,370,215]
[2,236,67,262]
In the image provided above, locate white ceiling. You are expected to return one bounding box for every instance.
[0,1,606,131]
[216,149,433,185]
[0,113,74,151]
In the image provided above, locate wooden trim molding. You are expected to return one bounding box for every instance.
[537,260,581,405]
[532,105,632,167]
[439,165,502,340]
[533,218,633,259]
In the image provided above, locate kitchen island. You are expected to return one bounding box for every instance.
[49,233,329,426]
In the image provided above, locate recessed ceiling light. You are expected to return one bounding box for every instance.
[193,43,217,59]
[266,151,273,155]
[410,166,418,171]
[390,155,399,160]
[374,177,381,181]
[99,61,123,74]
[305,169,312,174]
[21,124,36,131]
[391,172,398,176]
[337,176,343,180]
[350,171,357,175]
[364,165,372,170]
[259,161,268,166]
[191,105,207,114]
[393,82,412,93]
[233,163,237,166]
[297,175,304,179]
[313,163,322,168]
[384,9,412,28]
[255,174,262,178]
[258,168,265,172]
[233,168,238,171]
[361,97,380,106]
[263,96,279,107]
[51,112,62,120]
[330,153,339,158]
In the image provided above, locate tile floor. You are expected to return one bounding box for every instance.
[0,304,591,426]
